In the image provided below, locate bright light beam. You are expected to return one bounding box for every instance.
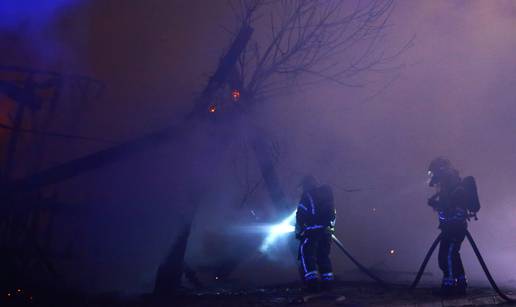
[259,210,296,253]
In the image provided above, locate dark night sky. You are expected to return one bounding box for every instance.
[1,0,516,294]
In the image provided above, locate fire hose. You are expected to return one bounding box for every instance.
[409,230,515,303]
[331,234,389,287]
[265,210,514,302]
[332,232,514,303]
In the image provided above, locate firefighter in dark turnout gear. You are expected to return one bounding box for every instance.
[295,175,336,292]
[427,157,468,295]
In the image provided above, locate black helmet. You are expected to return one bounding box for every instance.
[299,175,318,191]
[427,157,453,187]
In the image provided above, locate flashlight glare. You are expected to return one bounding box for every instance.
[259,210,296,253]
[270,224,295,235]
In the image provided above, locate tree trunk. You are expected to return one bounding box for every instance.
[153,222,192,295]
[252,135,288,214]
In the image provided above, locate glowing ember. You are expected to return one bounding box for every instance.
[209,104,217,113]
[231,89,241,101]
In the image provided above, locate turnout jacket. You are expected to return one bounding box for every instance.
[296,185,336,237]
[428,181,468,229]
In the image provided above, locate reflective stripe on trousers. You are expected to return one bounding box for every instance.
[321,272,334,281]
[300,238,309,273]
[304,270,319,280]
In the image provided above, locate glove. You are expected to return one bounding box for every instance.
[295,223,304,240]
[427,193,440,210]
[327,226,335,235]
[295,230,305,240]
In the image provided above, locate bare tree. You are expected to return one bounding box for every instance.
[227,0,408,101]
[218,1,409,214]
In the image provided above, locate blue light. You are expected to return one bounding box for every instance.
[0,0,82,29]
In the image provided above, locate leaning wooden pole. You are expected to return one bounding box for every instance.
[0,25,253,199]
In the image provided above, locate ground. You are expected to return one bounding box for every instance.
[136,282,515,307]
[4,281,515,306]
[173,284,513,307]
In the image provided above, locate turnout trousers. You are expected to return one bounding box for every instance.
[438,224,467,287]
[298,230,334,284]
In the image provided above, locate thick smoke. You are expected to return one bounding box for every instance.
[57,0,516,292]
[3,0,516,295]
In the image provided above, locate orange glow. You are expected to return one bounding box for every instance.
[209,104,217,113]
[231,89,241,102]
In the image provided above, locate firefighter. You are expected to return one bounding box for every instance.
[427,157,468,296]
[295,175,336,292]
